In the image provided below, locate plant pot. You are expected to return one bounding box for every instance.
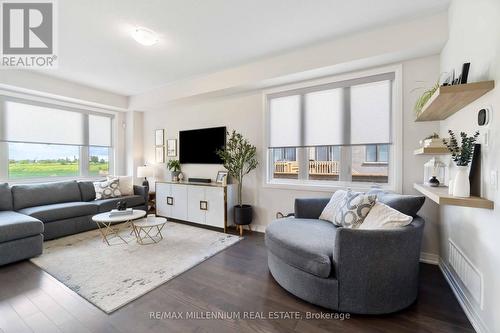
[452,166,470,197]
[171,171,180,181]
[234,205,253,225]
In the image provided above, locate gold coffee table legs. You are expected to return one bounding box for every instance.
[132,224,165,245]
[95,221,129,245]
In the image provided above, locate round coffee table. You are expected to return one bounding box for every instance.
[132,216,167,245]
[92,210,146,245]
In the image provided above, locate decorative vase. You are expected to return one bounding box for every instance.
[171,171,180,181]
[428,176,440,187]
[452,166,470,197]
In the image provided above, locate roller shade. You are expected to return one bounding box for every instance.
[269,95,301,148]
[3,101,85,145]
[89,114,112,147]
[0,98,113,147]
[268,73,393,148]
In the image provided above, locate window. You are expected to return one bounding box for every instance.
[365,144,389,163]
[0,97,114,180]
[267,72,395,188]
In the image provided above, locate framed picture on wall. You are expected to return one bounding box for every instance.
[167,139,177,157]
[155,147,165,163]
[155,129,164,146]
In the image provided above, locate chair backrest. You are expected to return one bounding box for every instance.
[12,180,82,210]
[78,181,96,201]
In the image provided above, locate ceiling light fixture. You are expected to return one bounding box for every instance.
[131,27,158,46]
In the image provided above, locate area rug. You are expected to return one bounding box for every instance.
[30,222,241,313]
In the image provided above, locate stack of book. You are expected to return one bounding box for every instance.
[109,208,133,217]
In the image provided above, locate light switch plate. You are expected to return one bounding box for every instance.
[490,170,498,191]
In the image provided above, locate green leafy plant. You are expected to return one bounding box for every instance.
[442,130,479,166]
[216,130,258,207]
[166,159,181,172]
[413,80,439,117]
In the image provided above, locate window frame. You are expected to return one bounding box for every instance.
[263,65,403,193]
[364,144,389,165]
[0,95,115,183]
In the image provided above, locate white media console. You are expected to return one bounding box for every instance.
[155,181,235,232]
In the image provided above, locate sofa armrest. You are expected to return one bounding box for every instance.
[294,198,330,219]
[133,185,148,203]
[333,217,425,313]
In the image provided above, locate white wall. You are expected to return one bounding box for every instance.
[143,55,441,244]
[438,1,500,332]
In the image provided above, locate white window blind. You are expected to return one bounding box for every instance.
[269,95,301,148]
[3,101,85,145]
[350,80,391,145]
[89,114,112,147]
[268,73,393,148]
[0,99,113,147]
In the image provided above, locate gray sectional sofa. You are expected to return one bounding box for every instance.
[0,180,147,266]
[265,191,425,314]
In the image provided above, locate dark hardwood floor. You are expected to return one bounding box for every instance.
[0,230,474,333]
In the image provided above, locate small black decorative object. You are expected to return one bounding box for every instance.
[469,144,481,197]
[460,62,470,84]
[116,201,127,211]
[428,176,440,187]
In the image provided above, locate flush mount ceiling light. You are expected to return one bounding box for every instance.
[131,27,159,46]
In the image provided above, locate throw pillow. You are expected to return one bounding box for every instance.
[334,191,376,228]
[359,202,413,230]
[94,178,121,200]
[319,190,348,225]
[107,175,133,196]
[366,189,425,217]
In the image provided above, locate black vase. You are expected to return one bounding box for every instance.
[234,205,253,225]
[428,176,440,187]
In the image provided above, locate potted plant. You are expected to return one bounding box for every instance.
[216,130,258,229]
[166,159,181,181]
[413,80,439,118]
[443,130,479,197]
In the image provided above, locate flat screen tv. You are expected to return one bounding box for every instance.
[179,126,226,164]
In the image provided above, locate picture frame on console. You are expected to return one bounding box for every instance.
[215,171,228,184]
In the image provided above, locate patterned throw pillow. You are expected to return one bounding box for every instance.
[319,190,348,225]
[94,178,121,200]
[334,191,377,228]
[359,202,413,230]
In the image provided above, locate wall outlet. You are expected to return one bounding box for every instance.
[490,170,498,191]
[482,130,489,147]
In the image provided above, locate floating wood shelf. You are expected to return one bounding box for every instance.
[413,147,450,155]
[415,81,495,122]
[413,183,494,210]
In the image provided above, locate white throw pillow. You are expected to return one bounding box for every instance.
[334,191,377,229]
[107,175,133,196]
[319,190,348,225]
[94,178,121,200]
[359,202,413,230]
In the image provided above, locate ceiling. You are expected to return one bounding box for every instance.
[46,0,449,96]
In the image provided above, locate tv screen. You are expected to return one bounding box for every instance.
[179,126,226,164]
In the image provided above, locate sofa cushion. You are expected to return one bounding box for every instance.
[18,202,98,223]
[94,195,145,213]
[12,181,82,210]
[78,181,96,201]
[0,211,44,243]
[334,191,377,228]
[265,218,338,278]
[367,189,425,217]
[94,178,121,200]
[0,183,13,211]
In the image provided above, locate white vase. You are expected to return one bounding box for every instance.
[452,166,470,197]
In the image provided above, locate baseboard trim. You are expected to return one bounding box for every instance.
[439,259,489,333]
[419,252,439,265]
